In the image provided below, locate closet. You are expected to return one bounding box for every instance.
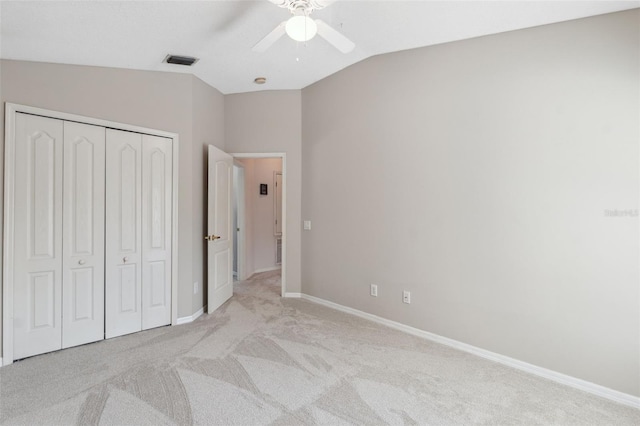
[5,109,176,361]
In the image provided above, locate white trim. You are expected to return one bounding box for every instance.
[3,104,17,366]
[2,103,180,366]
[283,292,301,298]
[176,305,207,325]
[5,103,179,139]
[231,153,287,298]
[171,130,180,326]
[300,293,640,409]
[251,266,282,275]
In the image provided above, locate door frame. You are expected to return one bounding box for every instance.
[274,171,283,238]
[2,103,180,366]
[231,153,287,297]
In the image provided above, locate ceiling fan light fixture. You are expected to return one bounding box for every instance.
[285,15,317,42]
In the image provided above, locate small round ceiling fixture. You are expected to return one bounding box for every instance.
[285,15,317,42]
[254,77,267,84]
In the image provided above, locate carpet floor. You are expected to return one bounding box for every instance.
[0,270,638,425]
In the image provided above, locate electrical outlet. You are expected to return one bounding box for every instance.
[303,220,312,230]
[370,284,378,297]
[403,290,411,304]
[194,282,198,294]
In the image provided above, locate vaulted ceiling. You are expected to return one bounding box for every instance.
[1,1,638,94]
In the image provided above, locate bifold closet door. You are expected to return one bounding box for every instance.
[105,130,172,338]
[10,112,172,359]
[62,121,105,349]
[13,113,64,359]
[105,129,143,339]
[141,135,173,330]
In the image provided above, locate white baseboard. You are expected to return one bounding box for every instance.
[252,266,282,275]
[283,292,301,298]
[176,305,207,325]
[300,293,640,409]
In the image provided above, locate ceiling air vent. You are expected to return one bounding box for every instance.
[164,55,199,66]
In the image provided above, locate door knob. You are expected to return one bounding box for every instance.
[78,259,86,265]
[205,235,222,241]
[123,256,129,263]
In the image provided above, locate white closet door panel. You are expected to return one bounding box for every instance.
[13,113,64,359]
[105,129,143,339]
[141,135,172,330]
[62,121,105,349]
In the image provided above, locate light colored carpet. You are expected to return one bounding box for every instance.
[1,270,638,425]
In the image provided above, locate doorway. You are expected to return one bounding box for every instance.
[232,163,245,281]
[231,153,287,296]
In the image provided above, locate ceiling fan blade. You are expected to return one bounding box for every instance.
[252,21,287,52]
[268,0,337,10]
[313,0,338,7]
[315,19,355,53]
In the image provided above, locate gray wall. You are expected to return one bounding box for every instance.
[191,76,225,311]
[1,9,637,398]
[301,10,639,396]
[0,60,225,349]
[225,91,302,294]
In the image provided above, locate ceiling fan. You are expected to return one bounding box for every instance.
[253,0,355,53]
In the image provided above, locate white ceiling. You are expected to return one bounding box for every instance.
[1,0,638,94]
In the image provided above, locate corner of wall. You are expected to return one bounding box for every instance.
[190,75,226,317]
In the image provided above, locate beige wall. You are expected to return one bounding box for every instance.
[0,60,225,354]
[236,158,283,275]
[301,10,639,396]
[251,158,283,272]
[225,91,302,293]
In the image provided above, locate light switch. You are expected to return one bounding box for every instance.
[303,220,312,230]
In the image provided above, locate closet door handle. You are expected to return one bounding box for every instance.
[78,259,86,265]
[123,256,129,263]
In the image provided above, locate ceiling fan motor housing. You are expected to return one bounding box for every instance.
[255,0,355,54]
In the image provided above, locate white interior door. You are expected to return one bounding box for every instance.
[141,134,172,330]
[207,145,233,313]
[13,113,64,359]
[62,121,105,348]
[105,129,143,339]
